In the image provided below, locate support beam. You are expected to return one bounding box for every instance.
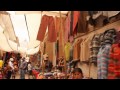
[15,11,67,17]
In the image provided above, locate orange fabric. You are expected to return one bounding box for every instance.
[37,15,57,42]
[45,41,54,62]
[73,39,83,60]
[58,17,66,58]
[80,38,86,61]
[73,11,80,32]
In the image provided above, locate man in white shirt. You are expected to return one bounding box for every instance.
[8,58,14,70]
[6,58,14,79]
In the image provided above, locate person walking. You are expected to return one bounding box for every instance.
[19,57,27,79]
[6,58,14,79]
[28,62,32,79]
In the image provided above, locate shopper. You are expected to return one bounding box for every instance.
[28,62,32,79]
[19,57,27,79]
[72,68,84,79]
[6,58,14,79]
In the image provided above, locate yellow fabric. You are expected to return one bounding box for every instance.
[0,60,3,68]
[64,42,71,61]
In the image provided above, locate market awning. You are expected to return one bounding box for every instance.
[0,11,68,55]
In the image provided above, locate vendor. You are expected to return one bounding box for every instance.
[43,54,53,72]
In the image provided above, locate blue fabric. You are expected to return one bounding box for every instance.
[97,44,111,79]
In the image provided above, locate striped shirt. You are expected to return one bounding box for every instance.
[97,44,111,79]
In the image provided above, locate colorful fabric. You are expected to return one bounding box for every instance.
[108,44,120,79]
[73,39,82,60]
[78,11,88,33]
[64,13,70,43]
[73,11,79,32]
[97,44,111,79]
[70,11,73,36]
[64,42,71,61]
[90,34,100,62]
[115,31,120,43]
[37,15,57,42]
[0,60,3,68]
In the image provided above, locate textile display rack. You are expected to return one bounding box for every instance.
[74,19,120,78]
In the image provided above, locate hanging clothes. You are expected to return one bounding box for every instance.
[73,11,80,32]
[97,44,112,79]
[115,31,120,43]
[64,13,70,43]
[108,44,120,79]
[64,42,71,61]
[78,11,89,33]
[56,16,66,58]
[97,29,117,79]
[73,39,82,60]
[55,16,60,34]
[90,34,101,63]
[37,15,57,42]
[45,41,54,62]
[69,44,73,61]
[70,11,73,36]
[81,34,94,62]
[80,39,85,61]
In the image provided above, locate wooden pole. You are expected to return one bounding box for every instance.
[59,11,67,79]
[88,59,91,78]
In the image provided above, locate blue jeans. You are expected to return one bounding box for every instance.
[20,69,25,79]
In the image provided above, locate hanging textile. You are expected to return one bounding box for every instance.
[55,16,60,34]
[69,44,73,61]
[73,11,80,32]
[37,15,57,42]
[45,41,54,62]
[70,11,73,36]
[78,11,88,33]
[58,17,66,58]
[97,44,111,79]
[115,31,120,43]
[64,42,71,61]
[90,34,101,63]
[80,34,94,62]
[97,29,117,79]
[73,39,82,60]
[108,44,120,79]
[64,13,70,43]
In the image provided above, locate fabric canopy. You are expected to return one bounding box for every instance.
[0,11,68,55]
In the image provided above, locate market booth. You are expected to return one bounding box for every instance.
[0,11,120,79]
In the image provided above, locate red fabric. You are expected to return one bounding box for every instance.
[108,44,120,79]
[32,70,39,78]
[37,15,57,42]
[64,14,70,43]
[73,11,80,32]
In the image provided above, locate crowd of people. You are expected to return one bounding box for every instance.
[0,54,92,79]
